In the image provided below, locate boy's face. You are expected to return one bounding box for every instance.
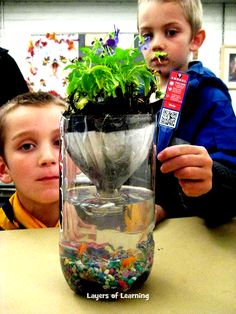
[138,1,198,78]
[1,104,63,208]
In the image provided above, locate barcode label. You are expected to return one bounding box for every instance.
[158,71,189,129]
[159,108,179,128]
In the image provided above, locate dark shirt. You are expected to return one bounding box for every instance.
[0,47,29,106]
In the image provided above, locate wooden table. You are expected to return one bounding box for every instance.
[1,217,236,314]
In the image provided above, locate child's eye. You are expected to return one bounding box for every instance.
[54,138,61,147]
[20,143,35,151]
[166,29,178,37]
[142,33,152,40]
[139,34,152,51]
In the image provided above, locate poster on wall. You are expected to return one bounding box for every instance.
[26,33,79,98]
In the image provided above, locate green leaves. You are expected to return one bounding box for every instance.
[154,51,168,63]
[65,35,159,111]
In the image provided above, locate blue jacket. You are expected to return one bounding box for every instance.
[176,61,236,168]
[156,61,236,226]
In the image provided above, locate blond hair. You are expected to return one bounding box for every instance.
[138,0,203,36]
[0,91,67,159]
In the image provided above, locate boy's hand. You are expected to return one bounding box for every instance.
[155,204,167,224]
[157,145,213,197]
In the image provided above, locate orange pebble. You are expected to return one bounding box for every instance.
[78,243,87,255]
[121,256,136,267]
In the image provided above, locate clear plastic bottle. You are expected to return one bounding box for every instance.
[59,113,156,298]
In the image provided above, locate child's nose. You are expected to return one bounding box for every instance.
[39,145,58,166]
[151,34,165,51]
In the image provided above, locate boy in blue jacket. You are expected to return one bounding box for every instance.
[138,0,236,226]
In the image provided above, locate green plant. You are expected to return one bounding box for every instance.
[65,28,162,114]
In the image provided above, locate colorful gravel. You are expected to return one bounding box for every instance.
[59,233,154,296]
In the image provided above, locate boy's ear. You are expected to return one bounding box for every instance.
[0,157,13,184]
[190,29,206,52]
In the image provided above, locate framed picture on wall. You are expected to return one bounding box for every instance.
[220,45,236,89]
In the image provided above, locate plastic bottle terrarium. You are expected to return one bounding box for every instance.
[59,28,161,297]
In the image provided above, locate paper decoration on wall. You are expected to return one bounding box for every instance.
[26,32,79,98]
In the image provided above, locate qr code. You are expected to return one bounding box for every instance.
[159,108,179,128]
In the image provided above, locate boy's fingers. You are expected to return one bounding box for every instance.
[157,144,207,161]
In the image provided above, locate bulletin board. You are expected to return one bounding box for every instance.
[26,32,79,98]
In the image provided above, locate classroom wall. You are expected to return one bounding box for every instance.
[0,0,236,110]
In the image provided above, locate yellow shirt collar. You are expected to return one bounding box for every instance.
[10,192,58,229]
